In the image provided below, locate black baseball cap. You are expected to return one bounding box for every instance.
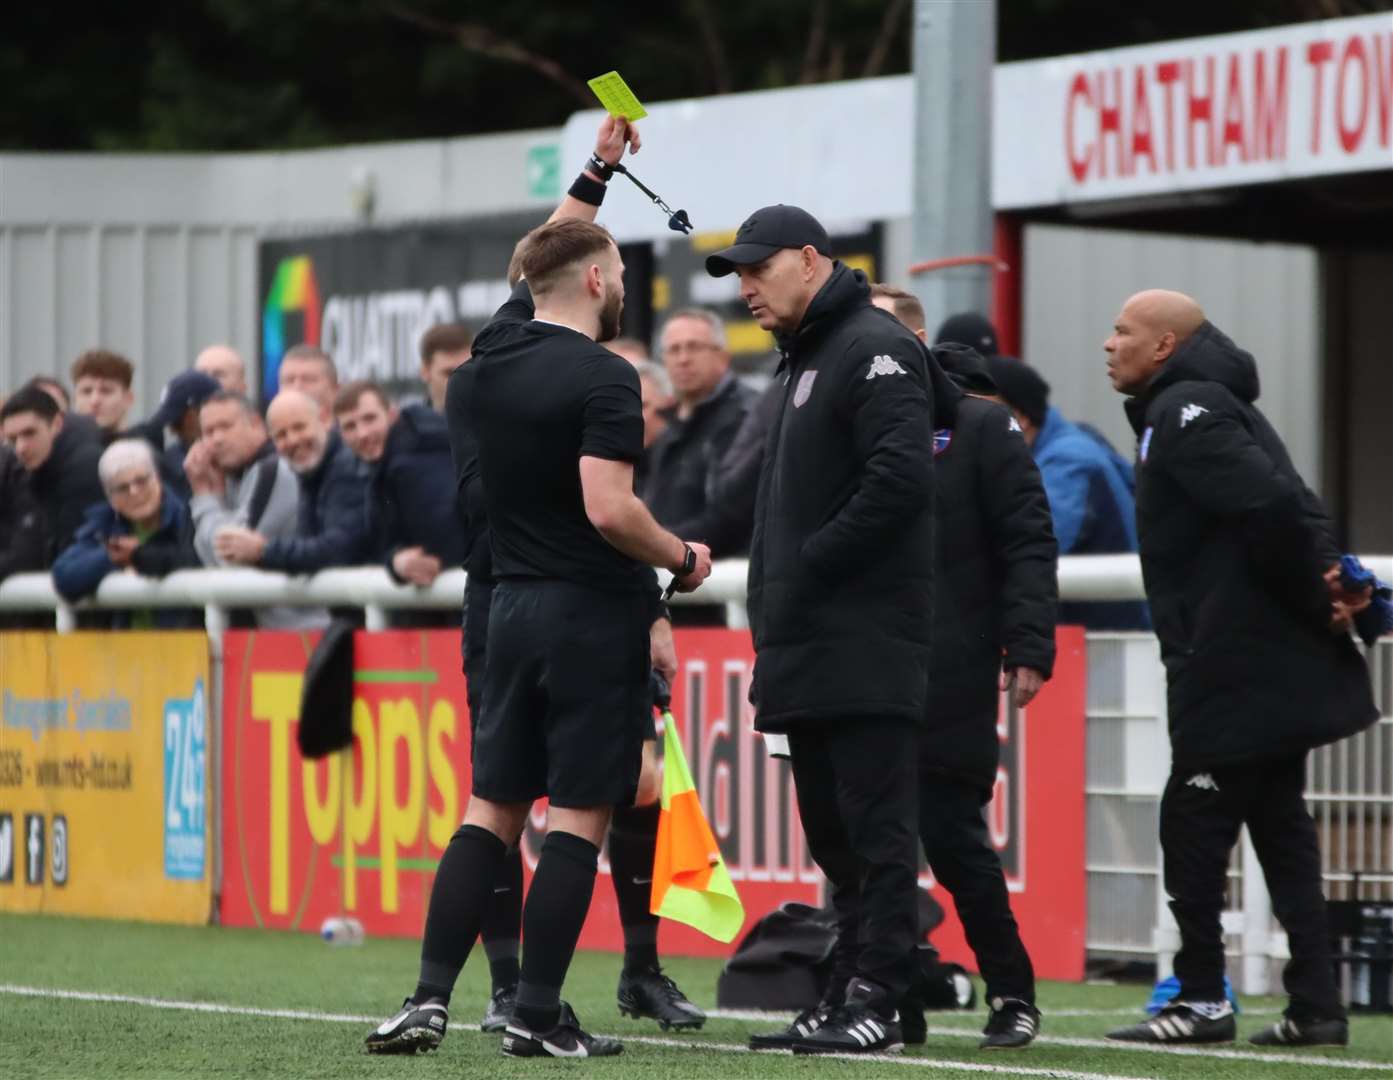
[935,312,1000,357]
[705,205,831,277]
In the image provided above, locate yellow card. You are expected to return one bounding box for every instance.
[587,71,649,121]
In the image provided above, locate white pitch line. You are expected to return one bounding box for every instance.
[710,1006,1283,1021]
[0,985,1149,1080]
[3,984,1388,1076]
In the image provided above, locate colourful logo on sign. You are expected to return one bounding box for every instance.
[163,679,207,881]
[262,256,322,401]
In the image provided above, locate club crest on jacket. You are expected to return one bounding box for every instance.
[793,370,818,408]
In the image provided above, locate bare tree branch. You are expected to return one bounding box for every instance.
[800,0,828,84]
[863,0,911,78]
[685,0,732,95]
[386,5,592,104]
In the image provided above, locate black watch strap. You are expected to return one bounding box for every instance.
[586,153,615,182]
[678,544,696,577]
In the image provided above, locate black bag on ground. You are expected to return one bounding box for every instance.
[717,888,976,1010]
[296,619,356,759]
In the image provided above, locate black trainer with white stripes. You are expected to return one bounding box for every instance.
[748,1001,835,1051]
[363,998,448,1054]
[1106,1000,1236,1044]
[501,1001,622,1058]
[979,997,1040,1049]
[1249,1014,1348,1047]
[791,980,904,1055]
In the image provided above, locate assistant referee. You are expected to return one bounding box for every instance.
[366,118,712,1061]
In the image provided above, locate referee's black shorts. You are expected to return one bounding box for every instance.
[472,579,651,808]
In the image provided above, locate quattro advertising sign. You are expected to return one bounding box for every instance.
[994,13,1393,208]
[0,632,211,924]
[220,627,1087,975]
[257,215,654,403]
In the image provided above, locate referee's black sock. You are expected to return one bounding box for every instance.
[514,830,600,1032]
[414,823,507,1005]
[608,802,661,974]
[480,845,523,992]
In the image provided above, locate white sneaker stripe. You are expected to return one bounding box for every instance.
[848,1027,869,1047]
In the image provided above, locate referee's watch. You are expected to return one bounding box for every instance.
[675,544,697,577]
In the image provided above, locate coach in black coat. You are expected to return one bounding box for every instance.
[1122,322,1376,768]
[744,265,937,733]
[1104,290,1373,1042]
[924,343,1058,798]
[707,206,940,1028]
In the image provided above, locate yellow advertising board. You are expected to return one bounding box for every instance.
[0,632,211,924]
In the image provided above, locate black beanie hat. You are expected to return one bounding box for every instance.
[934,312,1000,357]
[985,355,1050,428]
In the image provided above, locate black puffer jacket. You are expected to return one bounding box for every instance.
[642,375,758,557]
[0,444,45,581]
[261,430,372,574]
[1125,321,1376,768]
[924,357,1058,798]
[30,413,106,563]
[747,264,938,731]
[374,403,467,576]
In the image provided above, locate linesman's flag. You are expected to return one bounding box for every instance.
[650,713,745,942]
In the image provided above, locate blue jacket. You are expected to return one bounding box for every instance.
[373,404,466,576]
[1033,407,1149,630]
[261,430,372,574]
[51,491,200,628]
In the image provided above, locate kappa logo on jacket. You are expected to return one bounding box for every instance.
[1185,772,1220,792]
[865,355,908,380]
[793,370,818,408]
[1179,403,1209,428]
[1008,416,1023,434]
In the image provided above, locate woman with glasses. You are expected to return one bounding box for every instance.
[51,438,200,628]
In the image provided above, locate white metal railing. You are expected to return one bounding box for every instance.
[3,552,1390,983]
[4,554,1389,619]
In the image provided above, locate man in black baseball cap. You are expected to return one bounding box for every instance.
[713,203,940,1055]
[705,205,831,280]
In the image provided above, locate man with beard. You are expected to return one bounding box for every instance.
[367,115,713,1060]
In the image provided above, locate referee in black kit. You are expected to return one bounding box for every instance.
[708,207,937,1055]
[366,115,712,1060]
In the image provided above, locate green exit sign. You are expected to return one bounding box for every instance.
[526,144,560,199]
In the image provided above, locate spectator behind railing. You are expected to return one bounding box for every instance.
[186,391,325,629]
[1,385,105,565]
[334,381,463,597]
[194,344,249,395]
[643,308,757,559]
[51,439,200,629]
[212,389,371,574]
[0,441,45,583]
[278,344,339,418]
[630,360,673,492]
[418,324,471,413]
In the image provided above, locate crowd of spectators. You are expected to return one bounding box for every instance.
[0,297,1140,630]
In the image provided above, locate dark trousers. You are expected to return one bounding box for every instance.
[1162,751,1344,1019]
[788,719,919,1003]
[919,778,1035,1004]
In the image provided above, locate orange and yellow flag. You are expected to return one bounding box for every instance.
[650,713,745,942]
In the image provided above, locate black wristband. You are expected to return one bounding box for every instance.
[568,171,607,206]
[677,544,696,577]
[587,153,616,181]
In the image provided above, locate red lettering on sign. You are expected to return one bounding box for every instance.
[1096,68,1126,177]
[1338,36,1371,153]
[1220,52,1248,164]
[1067,72,1093,181]
[1131,66,1157,173]
[1376,34,1393,148]
[1186,56,1217,168]
[1251,47,1289,161]
[1155,60,1182,172]
[1307,40,1336,153]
